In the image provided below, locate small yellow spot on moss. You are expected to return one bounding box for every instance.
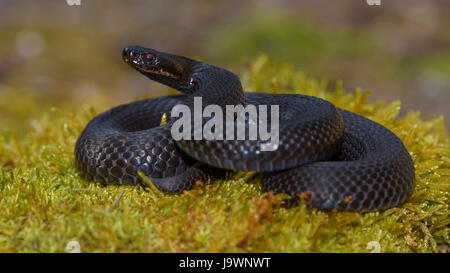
[160,113,167,126]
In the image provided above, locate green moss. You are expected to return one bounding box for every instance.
[0,56,448,253]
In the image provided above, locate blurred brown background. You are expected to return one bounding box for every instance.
[0,0,449,135]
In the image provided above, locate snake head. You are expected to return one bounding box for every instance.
[122,46,191,89]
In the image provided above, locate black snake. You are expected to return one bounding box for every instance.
[75,46,415,211]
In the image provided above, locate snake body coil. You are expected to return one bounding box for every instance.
[75,46,415,211]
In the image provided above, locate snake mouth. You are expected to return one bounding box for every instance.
[137,65,179,79]
[122,46,182,80]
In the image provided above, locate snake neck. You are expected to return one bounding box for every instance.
[189,62,245,107]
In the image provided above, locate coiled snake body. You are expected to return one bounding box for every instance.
[75,46,415,211]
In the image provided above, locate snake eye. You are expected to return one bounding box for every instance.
[146,53,153,60]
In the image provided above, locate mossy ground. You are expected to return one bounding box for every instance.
[0,56,448,253]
